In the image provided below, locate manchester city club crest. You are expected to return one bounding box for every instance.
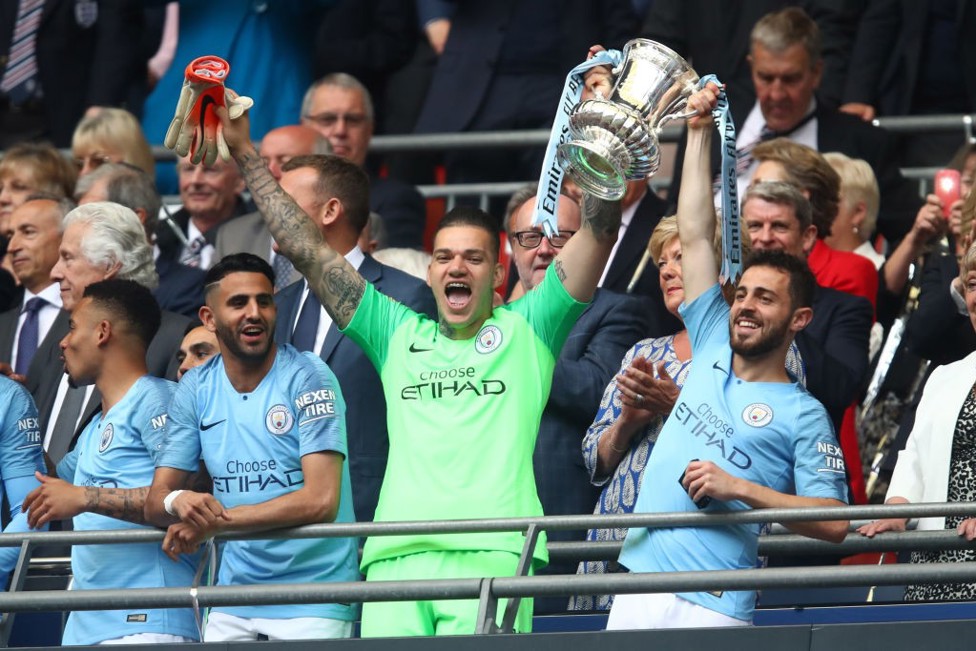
[99,423,114,452]
[265,404,294,436]
[475,325,502,354]
[742,403,773,428]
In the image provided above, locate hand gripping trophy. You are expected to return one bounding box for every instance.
[556,39,701,201]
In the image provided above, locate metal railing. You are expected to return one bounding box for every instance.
[2,502,976,641]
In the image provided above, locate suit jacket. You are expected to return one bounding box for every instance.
[0,0,145,147]
[212,211,303,287]
[533,289,651,569]
[795,285,873,434]
[887,350,976,531]
[843,0,976,115]
[414,0,635,135]
[274,254,436,522]
[640,0,859,109]
[154,256,206,319]
[26,308,189,463]
[668,88,920,245]
[155,198,255,264]
[905,248,976,367]
[601,191,683,337]
[370,177,427,251]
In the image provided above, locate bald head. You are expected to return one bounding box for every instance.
[259,125,331,180]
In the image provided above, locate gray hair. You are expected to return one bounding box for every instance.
[22,193,75,231]
[75,163,162,237]
[63,202,159,290]
[301,73,374,124]
[742,181,814,231]
[750,7,821,68]
[503,184,579,234]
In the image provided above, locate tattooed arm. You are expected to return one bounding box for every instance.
[550,194,622,303]
[23,474,151,527]
[218,106,365,328]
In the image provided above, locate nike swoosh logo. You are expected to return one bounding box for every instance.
[712,361,728,374]
[200,419,226,431]
[409,343,433,353]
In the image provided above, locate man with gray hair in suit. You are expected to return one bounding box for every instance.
[38,202,189,463]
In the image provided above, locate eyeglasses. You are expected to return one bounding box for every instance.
[74,152,115,171]
[512,230,576,249]
[303,112,369,129]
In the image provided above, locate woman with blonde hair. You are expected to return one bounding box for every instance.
[71,107,156,180]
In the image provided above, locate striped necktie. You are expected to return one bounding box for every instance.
[1,0,43,104]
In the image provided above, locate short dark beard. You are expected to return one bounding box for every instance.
[217,321,273,364]
[729,313,791,359]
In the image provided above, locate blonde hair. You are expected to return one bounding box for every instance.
[961,240,976,278]
[71,108,155,180]
[961,182,976,246]
[648,215,722,267]
[823,152,880,238]
[0,142,77,198]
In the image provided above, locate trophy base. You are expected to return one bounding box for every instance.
[557,139,628,201]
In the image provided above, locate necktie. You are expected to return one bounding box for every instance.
[292,290,321,353]
[47,382,86,461]
[272,252,295,292]
[180,235,207,267]
[735,125,777,174]
[15,297,44,376]
[1,0,43,104]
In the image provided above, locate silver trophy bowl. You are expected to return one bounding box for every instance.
[557,39,700,200]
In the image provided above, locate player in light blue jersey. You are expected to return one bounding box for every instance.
[23,279,199,645]
[145,253,359,642]
[0,376,45,590]
[606,84,849,630]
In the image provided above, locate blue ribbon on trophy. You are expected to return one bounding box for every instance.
[698,73,742,284]
[532,49,622,237]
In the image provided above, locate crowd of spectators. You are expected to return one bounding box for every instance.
[1,0,976,643]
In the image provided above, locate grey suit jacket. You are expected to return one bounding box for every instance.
[212,212,303,287]
[275,254,436,521]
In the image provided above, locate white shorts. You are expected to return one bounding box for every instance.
[99,633,196,645]
[203,611,354,641]
[607,592,751,630]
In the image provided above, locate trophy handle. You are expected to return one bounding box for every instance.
[656,106,699,129]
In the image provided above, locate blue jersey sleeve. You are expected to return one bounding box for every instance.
[679,284,730,354]
[157,372,202,472]
[292,353,348,459]
[139,381,176,465]
[0,379,44,483]
[56,449,79,485]
[0,380,46,588]
[791,399,849,502]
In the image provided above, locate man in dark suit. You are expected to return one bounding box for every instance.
[0,196,72,382]
[667,6,920,246]
[0,0,145,148]
[504,185,651,611]
[76,163,206,318]
[154,155,254,271]
[273,154,435,522]
[840,1,976,166]
[39,202,189,464]
[413,0,636,210]
[213,124,332,291]
[301,73,427,250]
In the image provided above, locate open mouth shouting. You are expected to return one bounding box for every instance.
[444,281,472,311]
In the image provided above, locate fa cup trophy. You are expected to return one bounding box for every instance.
[556,39,700,201]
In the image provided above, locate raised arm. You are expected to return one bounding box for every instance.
[217,105,365,329]
[551,195,621,303]
[675,83,721,304]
